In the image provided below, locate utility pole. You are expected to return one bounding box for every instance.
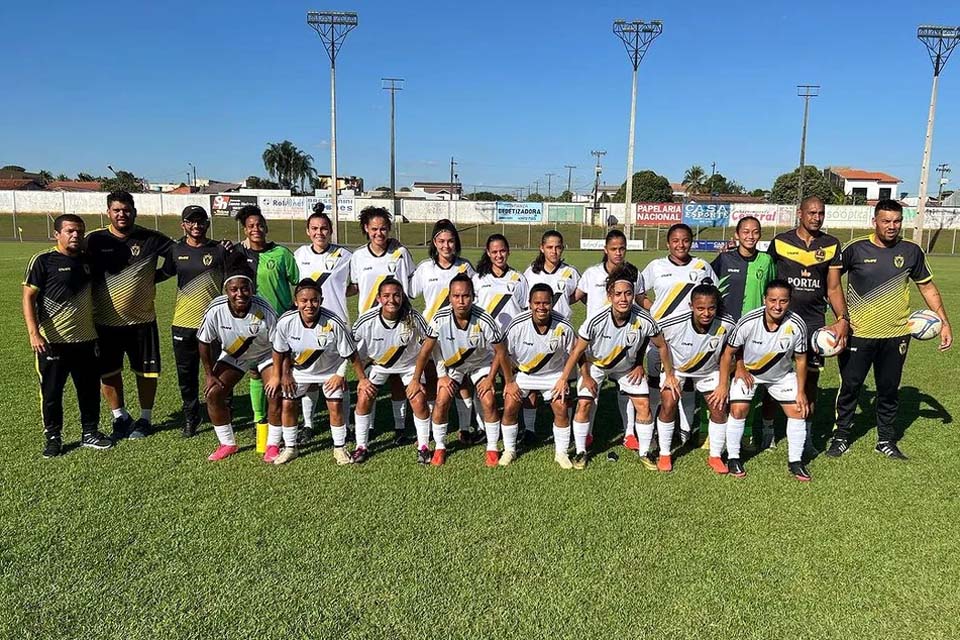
[546,172,555,199]
[448,156,457,218]
[381,78,404,217]
[936,163,951,203]
[535,179,540,197]
[796,84,820,206]
[307,11,358,243]
[591,150,606,225]
[613,19,663,238]
[564,165,576,197]
[915,26,960,243]
[188,162,196,187]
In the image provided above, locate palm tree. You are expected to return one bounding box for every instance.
[38,169,53,185]
[682,165,707,194]
[56,173,68,181]
[262,140,299,189]
[290,151,316,195]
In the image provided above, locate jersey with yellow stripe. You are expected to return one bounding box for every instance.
[523,262,580,318]
[638,256,717,322]
[577,304,660,375]
[349,240,415,314]
[410,258,476,322]
[728,308,806,383]
[352,307,429,372]
[504,311,576,378]
[197,295,277,369]
[294,243,353,323]
[658,311,736,378]
[577,262,643,320]
[426,305,503,373]
[473,268,529,330]
[272,308,357,382]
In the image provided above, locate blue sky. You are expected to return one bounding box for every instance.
[2,0,958,196]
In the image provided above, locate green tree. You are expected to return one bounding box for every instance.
[683,165,707,194]
[101,170,145,193]
[749,188,767,198]
[467,191,502,201]
[769,166,836,204]
[528,192,545,202]
[245,175,280,190]
[262,140,314,192]
[613,170,673,203]
[557,190,573,203]
[37,170,53,185]
[77,172,97,182]
[599,192,611,203]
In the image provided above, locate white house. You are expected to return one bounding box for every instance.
[824,167,902,202]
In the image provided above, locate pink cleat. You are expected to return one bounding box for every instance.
[263,445,280,463]
[208,444,238,462]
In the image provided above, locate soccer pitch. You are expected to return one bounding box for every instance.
[3,241,959,639]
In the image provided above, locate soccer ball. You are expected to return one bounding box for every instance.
[908,309,942,341]
[811,327,843,357]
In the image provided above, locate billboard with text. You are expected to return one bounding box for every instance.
[682,201,730,227]
[635,202,682,226]
[496,201,543,222]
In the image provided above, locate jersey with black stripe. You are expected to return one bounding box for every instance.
[352,307,429,371]
[197,295,277,367]
[523,262,580,318]
[577,261,643,321]
[577,305,660,375]
[410,258,476,322]
[86,226,173,326]
[159,238,228,330]
[767,229,842,332]
[294,243,353,323]
[840,235,932,339]
[504,311,576,378]
[272,308,357,381]
[473,268,529,330]
[658,311,736,377]
[710,250,776,321]
[426,305,503,373]
[23,248,97,343]
[638,256,718,322]
[350,240,415,314]
[728,308,806,383]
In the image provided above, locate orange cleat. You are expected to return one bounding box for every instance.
[623,434,639,451]
[657,454,673,472]
[431,448,447,466]
[707,456,728,475]
[485,450,500,467]
[208,444,238,462]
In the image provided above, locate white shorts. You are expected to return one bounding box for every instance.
[730,372,798,404]
[283,373,345,400]
[366,364,423,387]
[219,354,272,374]
[446,365,491,386]
[678,370,720,395]
[515,371,569,402]
[577,363,649,400]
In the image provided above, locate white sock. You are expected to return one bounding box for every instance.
[456,398,473,431]
[112,407,129,420]
[522,408,537,433]
[432,421,448,450]
[786,418,806,463]
[302,390,319,429]
[475,394,485,431]
[708,420,726,458]
[331,425,347,448]
[414,414,431,449]
[727,416,746,459]
[502,424,519,453]
[267,424,282,447]
[139,408,152,424]
[656,418,674,456]
[392,400,407,432]
[553,424,570,455]
[213,424,235,446]
[573,420,590,454]
[355,412,372,449]
[342,386,352,430]
[678,391,695,433]
[484,421,501,451]
[635,421,655,454]
[282,426,297,448]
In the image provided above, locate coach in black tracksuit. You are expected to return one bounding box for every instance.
[828,200,953,461]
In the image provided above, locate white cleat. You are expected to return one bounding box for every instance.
[333,447,353,465]
[273,447,298,465]
[498,450,516,467]
[554,452,573,469]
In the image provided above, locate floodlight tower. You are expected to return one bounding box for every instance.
[796,85,819,204]
[591,150,606,225]
[613,19,662,237]
[914,25,960,243]
[308,10,358,243]
[382,78,404,216]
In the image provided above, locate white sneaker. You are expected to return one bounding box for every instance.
[498,450,516,467]
[333,447,353,465]
[554,451,573,469]
[274,447,298,465]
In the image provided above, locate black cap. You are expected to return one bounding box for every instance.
[182,205,208,221]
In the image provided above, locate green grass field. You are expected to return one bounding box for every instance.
[3,241,960,639]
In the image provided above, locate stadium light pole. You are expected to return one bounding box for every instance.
[796,85,819,206]
[613,19,662,239]
[591,150,606,225]
[382,78,404,217]
[914,25,960,244]
[936,163,951,203]
[308,10,358,244]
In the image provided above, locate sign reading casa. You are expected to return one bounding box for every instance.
[635,202,682,226]
[682,202,731,227]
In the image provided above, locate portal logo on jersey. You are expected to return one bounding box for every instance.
[894,255,905,269]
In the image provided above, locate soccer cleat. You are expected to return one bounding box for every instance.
[393,430,410,446]
[274,447,298,465]
[42,435,62,458]
[128,418,151,440]
[803,441,820,460]
[572,451,587,470]
[351,446,369,464]
[789,461,812,482]
[81,430,113,450]
[263,445,280,464]
[825,437,849,458]
[298,427,314,445]
[417,447,432,465]
[657,455,673,473]
[707,456,728,475]
[623,434,639,451]
[875,441,908,460]
[431,448,447,466]
[760,427,776,451]
[498,450,516,467]
[110,414,133,441]
[521,430,537,447]
[472,429,487,445]
[333,447,353,465]
[555,451,574,469]
[678,428,698,448]
[606,451,619,462]
[727,458,746,478]
[182,418,199,439]
[208,444,238,461]
[639,451,658,471]
[485,450,500,467]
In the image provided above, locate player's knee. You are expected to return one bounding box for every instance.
[730,403,749,420]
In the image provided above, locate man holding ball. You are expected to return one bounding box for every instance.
[828,200,952,460]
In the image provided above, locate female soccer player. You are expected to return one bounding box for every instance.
[523,230,581,320]
[473,234,529,330]
[272,279,366,465]
[553,266,680,470]
[197,257,280,462]
[352,278,434,464]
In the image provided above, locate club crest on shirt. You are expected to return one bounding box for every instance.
[777,336,792,352]
[688,270,702,283]
[397,324,412,345]
[387,260,398,274]
[547,335,560,352]
[317,330,331,349]
[82,263,91,275]
[130,244,141,257]
[203,254,213,266]
[894,255,904,269]
[899,341,907,355]
[707,336,721,351]
[324,256,337,271]
[468,325,482,347]
[248,318,262,336]
[815,248,826,262]
[626,330,639,346]
[506,281,517,293]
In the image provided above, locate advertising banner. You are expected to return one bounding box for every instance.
[824,205,871,229]
[682,201,730,227]
[691,240,731,253]
[581,239,644,250]
[729,204,796,227]
[496,201,543,223]
[258,196,306,219]
[307,195,356,220]
[209,194,258,217]
[547,203,585,223]
[635,202,682,226]
[925,207,960,230]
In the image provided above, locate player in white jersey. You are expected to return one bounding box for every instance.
[501,283,577,468]
[352,277,434,465]
[349,206,416,439]
[656,284,736,474]
[407,274,506,467]
[637,223,719,448]
[197,258,280,462]
[523,230,580,320]
[715,279,811,481]
[294,205,356,442]
[272,279,366,466]
[473,233,529,330]
[554,267,680,470]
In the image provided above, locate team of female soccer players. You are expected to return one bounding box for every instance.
[200,207,818,480]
